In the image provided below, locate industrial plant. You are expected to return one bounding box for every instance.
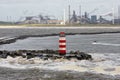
[1,5,120,25]
[66,5,120,25]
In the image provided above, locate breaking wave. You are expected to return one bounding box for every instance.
[0,53,120,76]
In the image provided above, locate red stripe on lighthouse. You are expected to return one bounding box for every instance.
[59,45,66,47]
[59,40,66,43]
[59,32,66,55]
[59,50,66,54]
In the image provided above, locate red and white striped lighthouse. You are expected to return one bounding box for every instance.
[59,32,66,55]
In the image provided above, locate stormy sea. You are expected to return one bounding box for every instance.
[0,28,120,80]
[0,32,120,80]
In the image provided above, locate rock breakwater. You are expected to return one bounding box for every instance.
[0,49,92,61]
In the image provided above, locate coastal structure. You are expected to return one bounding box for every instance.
[59,32,66,55]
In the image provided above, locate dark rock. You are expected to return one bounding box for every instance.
[69,51,74,54]
[9,52,16,58]
[65,54,75,60]
[0,51,8,58]
[76,54,82,60]
[26,52,35,59]
[78,52,92,60]
[37,54,44,58]
[0,51,3,54]
[0,50,92,61]
[65,51,92,60]
[43,57,48,60]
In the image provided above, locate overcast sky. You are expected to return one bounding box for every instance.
[0,0,120,21]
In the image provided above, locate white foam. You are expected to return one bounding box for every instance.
[0,53,120,75]
[92,42,120,46]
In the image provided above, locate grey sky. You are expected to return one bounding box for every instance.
[0,0,120,21]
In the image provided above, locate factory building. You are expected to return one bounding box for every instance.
[23,14,63,24]
[91,15,97,24]
[24,15,48,24]
[97,16,111,24]
[114,19,120,24]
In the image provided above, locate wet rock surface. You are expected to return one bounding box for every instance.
[0,49,92,61]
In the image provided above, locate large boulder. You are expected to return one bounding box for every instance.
[0,51,8,58]
[76,52,92,60]
[65,51,92,60]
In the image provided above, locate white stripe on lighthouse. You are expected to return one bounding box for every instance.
[59,37,66,40]
[59,48,66,50]
[59,43,66,45]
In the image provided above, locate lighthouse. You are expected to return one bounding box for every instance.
[59,32,66,55]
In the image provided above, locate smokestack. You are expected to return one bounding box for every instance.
[63,9,66,25]
[118,5,120,19]
[68,5,71,23]
[79,5,81,18]
[112,8,115,24]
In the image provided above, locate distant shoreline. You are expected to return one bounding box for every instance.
[0,25,120,36]
[0,25,120,28]
[0,23,120,28]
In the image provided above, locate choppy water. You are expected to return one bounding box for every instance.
[0,33,120,53]
[0,33,120,79]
